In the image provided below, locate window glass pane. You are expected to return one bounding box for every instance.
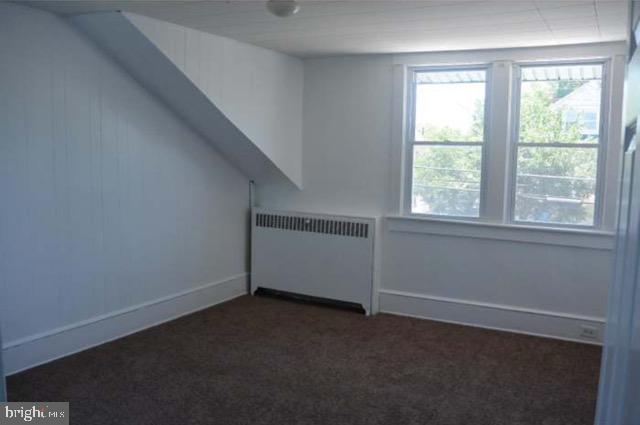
[519,64,602,143]
[414,69,486,142]
[412,145,482,217]
[514,146,598,225]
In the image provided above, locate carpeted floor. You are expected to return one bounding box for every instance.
[8,295,602,425]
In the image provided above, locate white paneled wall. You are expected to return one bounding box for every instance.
[381,226,612,341]
[0,3,249,373]
[127,13,304,187]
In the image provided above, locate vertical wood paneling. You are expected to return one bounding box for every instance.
[127,13,304,187]
[0,3,249,344]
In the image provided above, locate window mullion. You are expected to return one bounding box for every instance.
[483,60,513,223]
[402,69,417,215]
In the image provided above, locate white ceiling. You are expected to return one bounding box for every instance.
[25,0,629,58]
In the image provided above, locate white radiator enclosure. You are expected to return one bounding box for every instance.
[251,208,375,314]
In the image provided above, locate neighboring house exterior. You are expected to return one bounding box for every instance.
[553,80,601,139]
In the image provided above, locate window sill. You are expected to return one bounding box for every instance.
[385,215,615,250]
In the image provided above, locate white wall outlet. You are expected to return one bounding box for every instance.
[580,325,599,340]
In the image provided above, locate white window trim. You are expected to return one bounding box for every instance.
[506,59,611,230]
[393,52,624,234]
[403,64,492,220]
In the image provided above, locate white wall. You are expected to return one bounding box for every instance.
[128,13,304,188]
[381,221,613,342]
[259,55,394,215]
[259,43,626,343]
[0,3,249,374]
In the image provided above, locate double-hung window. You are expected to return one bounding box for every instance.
[408,68,488,218]
[512,63,604,227]
[402,60,610,229]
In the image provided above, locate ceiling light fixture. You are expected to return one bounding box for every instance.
[266,0,300,17]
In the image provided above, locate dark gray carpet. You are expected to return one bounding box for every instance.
[8,295,602,425]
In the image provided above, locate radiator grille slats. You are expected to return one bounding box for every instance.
[255,213,369,238]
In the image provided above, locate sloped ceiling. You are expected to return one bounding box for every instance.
[71,11,303,188]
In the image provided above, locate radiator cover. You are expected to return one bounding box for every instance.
[251,208,375,314]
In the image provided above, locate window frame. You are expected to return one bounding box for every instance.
[506,59,610,229]
[403,64,492,220]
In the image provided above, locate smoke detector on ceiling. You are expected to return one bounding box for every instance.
[266,0,300,17]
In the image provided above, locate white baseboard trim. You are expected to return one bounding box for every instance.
[378,289,605,345]
[2,273,248,375]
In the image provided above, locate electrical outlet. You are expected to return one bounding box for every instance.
[580,325,599,340]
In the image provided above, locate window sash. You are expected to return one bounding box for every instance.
[517,142,598,148]
[411,144,483,217]
[511,144,599,226]
[412,141,484,146]
[406,66,490,219]
[508,61,608,229]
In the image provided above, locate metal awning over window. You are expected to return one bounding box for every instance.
[521,64,602,81]
[415,69,486,84]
